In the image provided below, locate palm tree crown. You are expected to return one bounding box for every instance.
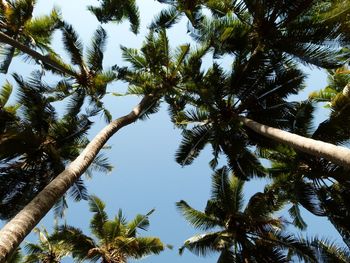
[178,167,350,262]
[52,195,166,263]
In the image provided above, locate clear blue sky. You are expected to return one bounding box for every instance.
[0,1,344,262]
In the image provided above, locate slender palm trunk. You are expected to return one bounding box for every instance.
[239,116,350,169]
[0,31,78,77]
[0,95,156,262]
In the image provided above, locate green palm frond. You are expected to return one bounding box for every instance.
[149,6,182,30]
[0,80,13,106]
[288,204,307,230]
[89,195,108,239]
[87,0,140,34]
[179,232,222,257]
[69,178,88,202]
[210,167,244,215]
[126,209,154,237]
[85,153,113,177]
[121,46,147,70]
[175,124,212,166]
[53,196,68,219]
[310,236,350,262]
[128,237,165,259]
[86,26,107,72]
[0,44,15,73]
[60,22,84,68]
[24,7,61,48]
[176,200,221,230]
[52,225,96,261]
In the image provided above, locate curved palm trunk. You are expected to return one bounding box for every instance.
[0,95,155,262]
[239,116,350,169]
[0,31,78,77]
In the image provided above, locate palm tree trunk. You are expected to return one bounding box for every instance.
[0,95,156,262]
[239,116,350,169]
[0,31,78,77]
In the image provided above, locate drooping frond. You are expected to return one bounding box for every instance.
[176,200,221,230]
[126,209,154,237]
[88,0,140,34]
[88,195,108,239]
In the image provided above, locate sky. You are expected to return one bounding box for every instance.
[0,0,345,262]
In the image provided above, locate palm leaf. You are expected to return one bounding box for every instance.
[175,124,211,166]
[89,195,108,239]
[176,200,220,230]
[69,178,88,202]
[149,6,182,30]
[126,209,154,237]
[87,0,140,34]
[86,26,107,72]
[0,80,13,106]
[60,22,84,68]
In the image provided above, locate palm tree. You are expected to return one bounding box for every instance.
[0,0,62,73]
[48,23,116,122]
[23,227,70,263]
[0,72,111,220]
[152,0,350,169]
[178,167,350,262]
[52,196,166,263]
[154,0,349,68]
[260,99,350,247]
[0,29,191,261]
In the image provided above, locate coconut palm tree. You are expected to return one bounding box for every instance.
[153,0,350,68]
[178,167,350,262]
[52,196,166,263]
[0,0,62,73]
[23,227,70,263]
[152,0,350,169]
[256,96,350,247]
[0,72,111,220]
[0,29,192,261]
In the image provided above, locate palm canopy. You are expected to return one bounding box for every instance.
[153,0,350,69]
[0,0,61,73]
[178,167,350,262]
[52,195,166,263]
[116,28,201,120]
[0,72,111,219]
[259,99,350,247]
[171,50,305,179]
[45,22,116,122]
[23,227,71,263]
[177,167,317,262]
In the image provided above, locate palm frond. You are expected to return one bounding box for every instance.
[0,80,13,106]
[175,124,211,166]
[88,0,140,34]
[89,195,108,239]
[179,232,222,257]
[126,209,154,237]
[60,22,84,68]
[176,200,220,230]
[86,26,107,72]
[149,6,182,30]
[69,178,88,202]
[53,196,68,219]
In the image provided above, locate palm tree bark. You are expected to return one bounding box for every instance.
[0,95,156,262]
[0,31,78,77]
[239,116,350,169]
